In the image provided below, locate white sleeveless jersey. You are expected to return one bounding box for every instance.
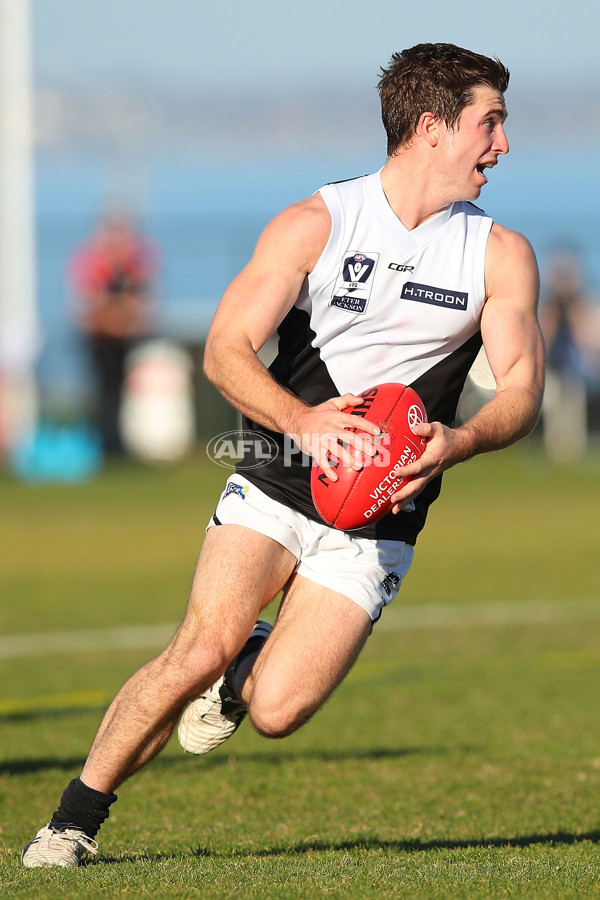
[239,171,493,544]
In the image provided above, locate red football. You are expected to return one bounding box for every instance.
[310,383,428,531]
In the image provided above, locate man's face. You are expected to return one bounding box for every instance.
[438,86,509,201]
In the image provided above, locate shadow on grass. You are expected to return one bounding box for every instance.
[0,756,88,775]
[15,828,597,869]
[1,743,453,776]
[92,830,600,866]
[232,830,600,855]
[0,705,109,723]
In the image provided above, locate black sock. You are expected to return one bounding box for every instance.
[50,777,118,839]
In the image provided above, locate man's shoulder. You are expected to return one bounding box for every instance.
[487,221,537,260]
[261,193,331,242]
[250,193,333,276]
[485,222,540,302]
[274,192,330,225]
[258,173,372,269]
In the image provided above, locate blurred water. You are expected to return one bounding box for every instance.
[35,148,600,406]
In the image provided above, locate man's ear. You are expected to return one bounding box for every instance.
[415,112,441,147]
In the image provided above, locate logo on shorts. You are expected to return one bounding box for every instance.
[380,571,400,599]
[206,430,279,469]
[224,482,249,500]
[330,251,379,314]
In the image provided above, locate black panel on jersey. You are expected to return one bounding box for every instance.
[411,330,483,426]
[269,305,339,405]
[403,329,484,543]
[239,307,340,521]
[238,310,483,545]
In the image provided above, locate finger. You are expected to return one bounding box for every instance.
[410,421,434,439]
[333,429,383,466]
[393,461,425,479]
[391,491,414,514]
[338,412,381,436]
[324,436,364,471]
[332,393,363,410]
[391,475,427,512]
[315,449,339,482]
[391,493,415,514]
[351,433,379,459]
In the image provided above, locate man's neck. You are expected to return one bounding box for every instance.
[379,156,453,231]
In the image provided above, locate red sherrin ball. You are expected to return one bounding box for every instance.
[310,383,428,531]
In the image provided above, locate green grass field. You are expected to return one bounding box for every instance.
[1,443,599,898]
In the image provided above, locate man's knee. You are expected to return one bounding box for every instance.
[158,633,233,701]
[247,689,314,739]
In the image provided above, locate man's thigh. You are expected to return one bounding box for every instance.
[246,573,372,736]
[171,524,297,663]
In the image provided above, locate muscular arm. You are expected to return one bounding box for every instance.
[204,194,379,477]
[450,225,545,453]
[390,224,546,510]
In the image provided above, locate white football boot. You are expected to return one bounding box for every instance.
[178,619,272,755]
[21,824,98,868]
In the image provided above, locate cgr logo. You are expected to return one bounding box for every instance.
[206,430,279,469]
[388,263,414,273]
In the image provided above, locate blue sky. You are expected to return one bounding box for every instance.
[23,0,600,385]
[33,0,599,93]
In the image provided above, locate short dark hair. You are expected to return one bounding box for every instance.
[377,43,510,156]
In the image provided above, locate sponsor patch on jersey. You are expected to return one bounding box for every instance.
[330,251,379,314]
[401,281,469,310]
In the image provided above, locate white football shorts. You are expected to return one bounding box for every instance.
[206,474,414,622]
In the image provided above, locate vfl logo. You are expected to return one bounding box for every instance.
[331,251,379,314]
[401,281,468,310]
[343,253,374,283]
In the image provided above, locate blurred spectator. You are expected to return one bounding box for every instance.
[540,247,600,462]
[69,208,159,456]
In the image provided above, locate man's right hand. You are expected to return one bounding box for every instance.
[290,394,381,481]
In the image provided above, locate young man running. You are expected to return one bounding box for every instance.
[22,42,544,867]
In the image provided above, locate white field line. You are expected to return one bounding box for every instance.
[377,598,600,631]
[0,598,599,661]
[0,623,177,660]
